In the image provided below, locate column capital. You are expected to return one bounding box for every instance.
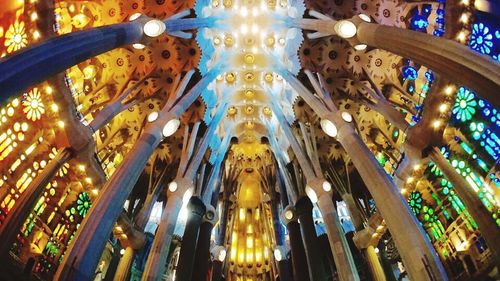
[167,177,194,200]
[202,205,218,225]
[353,227,376,250]
[281,205,298,224]
[187,196,206,218]
[210,245,227,262]
[294,196,314,216]
[321,111,357,142]
[306,177,333,196]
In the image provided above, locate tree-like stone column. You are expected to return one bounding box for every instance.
[297,15,500,108]
[191,206,217,281]
[269,99,360,281]
[113,167,170,281]
[141,183,188,281]
[430,148,500,267]
[366,245,386,281]
[274,246,293,281]
[113,247,135,281]
[175,196,206,281]
[329,110,448,281]
[315,190,360,281]
[279,70,448,281]
[354,20,500,108]
[282,206,311,281]
[0,17,149,103]
[294,196,328,281]
[55,110,180,280]
[210,246,226,281]
[353,227,387,281]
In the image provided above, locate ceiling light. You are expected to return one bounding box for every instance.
[439,103,448,113]
[432,120,442,129]
[341,111,353,122]
[129,13,141,21]
[240,24,248,35]
[147,111,158,122]
[162,119,180,137]
[335,20,357,39]
[228,107,237,115]
[133,43,146,50]
[218,249,227,261]
[320,119,338,138]
[168,181,178,192]
[359,14,371,22]
[322,181,332,192]
[305,186,318,203]
[183,188,194,203]
[274,248,282,261]
[144,19,166,37]
[354,44,367,51]
[240,7,248,17]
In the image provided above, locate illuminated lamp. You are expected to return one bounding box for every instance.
[322,181,332,192]
[147,111,159,122]
[144,19,166,37]
[341,111,353,122]
[320,119,338,138]
[168,181,178,192]
[162,119,180,137]
[335,20,357,39]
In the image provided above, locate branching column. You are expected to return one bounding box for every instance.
[0,19,147,103]
[332,112,447,281]
[279,70,448,281]
[141,187,186,281]
[430,148,500,267]
[269,99,359,281]
[55,110,177,280]
[192,206,218,281]
[354,20,500,108]
[294,196,328,281]
[175,196,206,281]
[282,206,310,281]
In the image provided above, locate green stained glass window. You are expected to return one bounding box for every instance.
[76,192,92,217]
[452,87,477,122]
[408,191,423,215]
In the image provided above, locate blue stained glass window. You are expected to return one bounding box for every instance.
[402,66,418,80]
[470,23,494,54]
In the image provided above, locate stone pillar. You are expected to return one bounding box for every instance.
[342,193,364,231]
[354,20,500,109]
[211,260,223,281]
[0,20,146,103]
[316,192,360,281]
[175,196,206,281]
[141,192,184,281]
[270,198,285,246]
[192,206,217,281]
[294,196,327,281]
[276,258,293,281]
[366,246,386,281]
[113,185,165,281]
[430,148,500,267]
[0,147,72,257]
[283,206,310,281]
[330,115,448,281]
[113,247,134,281]
[55,117,168,280]
[281,69,446,280]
